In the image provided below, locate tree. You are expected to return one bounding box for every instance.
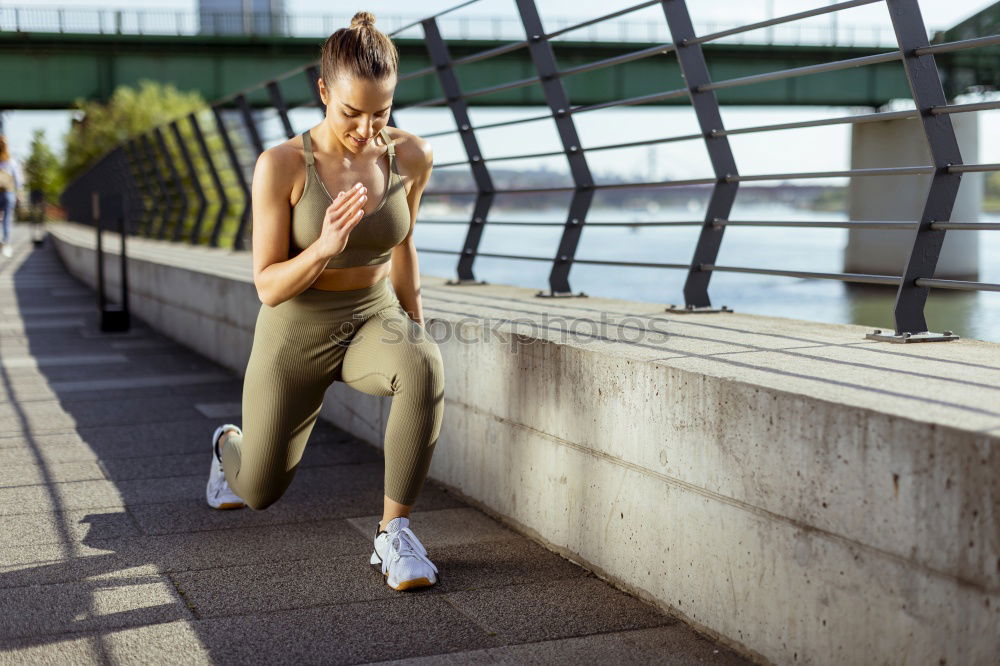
[62,79,206,183]
[62,79,250,246]
[23,129,62,202]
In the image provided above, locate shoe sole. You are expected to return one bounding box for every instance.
[210,501,245,510]
[370,558,437,591]
[390,576,433,590]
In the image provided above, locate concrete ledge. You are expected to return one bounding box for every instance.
[48,220,1000,666]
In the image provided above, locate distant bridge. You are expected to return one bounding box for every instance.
[1,4,996,109]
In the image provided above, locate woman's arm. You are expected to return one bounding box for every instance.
[250,148,329,306]
[390,138,434,328]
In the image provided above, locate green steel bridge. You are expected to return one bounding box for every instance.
[1,2,997,110]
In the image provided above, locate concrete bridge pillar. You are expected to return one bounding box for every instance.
[844,113,980,280]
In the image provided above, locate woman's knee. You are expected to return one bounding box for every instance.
[240,483,288,511]
[403,339,444,387]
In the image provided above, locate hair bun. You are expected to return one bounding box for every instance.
[350,11,375,28]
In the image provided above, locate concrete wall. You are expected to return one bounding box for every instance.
[50,221,1000,666]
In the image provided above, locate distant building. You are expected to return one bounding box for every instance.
[199,0,287,36]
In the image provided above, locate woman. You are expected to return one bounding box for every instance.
[0,134,21,258]
[205,11,445,591]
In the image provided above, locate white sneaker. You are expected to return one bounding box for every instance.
[206,424,246,510]
[1,244,11,258]
[370,516,439,590]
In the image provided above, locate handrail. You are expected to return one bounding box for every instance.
[60,0,1000,342]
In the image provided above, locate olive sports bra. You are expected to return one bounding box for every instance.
[289,127,410,269]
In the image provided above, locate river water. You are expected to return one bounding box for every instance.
[411,202,1000,343]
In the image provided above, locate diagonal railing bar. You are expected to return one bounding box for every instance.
[212,106,252,250]
[170,118,208,244]
[138,132,171,240]
[517,0,596,297]
[660,0,739,313]
[188,111,229,248]
[422,16,495,285]
[153,125,189,243]
[883,0,965,338]
[122,138,153,237]
[267,81,296,140]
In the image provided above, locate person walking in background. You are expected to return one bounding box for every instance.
[0,134,23,258]
[205,11,446,591]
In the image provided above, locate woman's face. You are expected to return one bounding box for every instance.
[318,73,396,153]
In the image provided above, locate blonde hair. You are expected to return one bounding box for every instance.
[0,135,8,162]
[320,11,398,88]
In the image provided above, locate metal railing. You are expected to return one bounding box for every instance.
[0,4,927,46]
[60,0,1000,342]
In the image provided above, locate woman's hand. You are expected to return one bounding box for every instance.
[313,182,368,260]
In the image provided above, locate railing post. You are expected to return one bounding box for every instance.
[236,93,265,155]
[189,111,229,248]
[267,81,296,139]
[514,0,593,298]
[123,138,153,236]
[153,125,189,242]
[422,17,494,286]
[870,0,963,342]
[660,0,738,314]
[212,104,252,250]
[93,192,130,332]
[138,132,172,240]
[113,145,141,238]
[171,119,208,244]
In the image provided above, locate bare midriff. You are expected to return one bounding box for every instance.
[310,263,391,291]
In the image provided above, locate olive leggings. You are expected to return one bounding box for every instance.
[220,275,445,509]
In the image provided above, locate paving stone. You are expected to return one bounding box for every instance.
[98,444,380,482]
[48,372,233,394]
[0,576,190,640]
[0,395,207,433]
[193,401,243,418]
[0,633,103,665]
[170,553,394,617]
[444,577,675,643]
[0,542,160,589]
[0,352,128,369]
[0,460,105,487]
[1,519,368,590]
[371,625,753,665]
[0,507,139,548]
[98,620,211,665]
[2,381,228,405]
[425,538,587,593]
[128,482,466,536]
[0,431,98,452]
[0,480,124,516]
[190,596,500,664]
[0,442,98,467]
[346,507,522,548]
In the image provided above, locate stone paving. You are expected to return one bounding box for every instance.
[0,225,754,665]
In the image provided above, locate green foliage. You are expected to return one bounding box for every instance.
[63,80,204,179]
[63,79,253,247]
[23,129,62,201]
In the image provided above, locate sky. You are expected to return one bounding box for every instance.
[2,0,998,182]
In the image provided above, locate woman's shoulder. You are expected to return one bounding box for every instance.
[253,135,306,186]
[382,126,433,174]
